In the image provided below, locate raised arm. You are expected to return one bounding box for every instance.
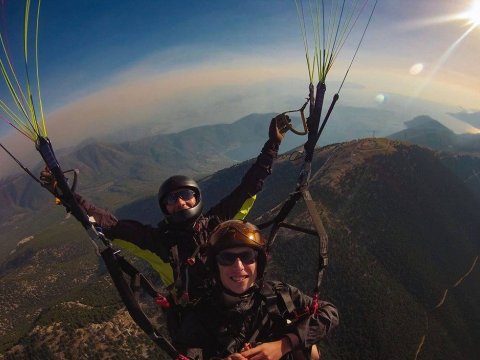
[207,114,290,220]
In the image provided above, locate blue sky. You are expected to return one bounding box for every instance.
[1,0,479,175]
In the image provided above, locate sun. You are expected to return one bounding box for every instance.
[462,0,480,27]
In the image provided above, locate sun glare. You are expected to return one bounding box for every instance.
[463,0,480,27]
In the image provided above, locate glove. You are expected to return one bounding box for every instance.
[269,114,291,144]
[39,168,58,195]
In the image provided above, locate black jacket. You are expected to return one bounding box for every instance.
[75,139,279,300]
[174,281,339,360]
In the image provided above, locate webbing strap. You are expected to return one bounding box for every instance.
[35,137,108,255]
[32,136,187,358]
[114,252,159,299]
[247,283,305,347]
[302,190,328,292]
[256,79,334,292]
[256,189,328,288]
[257,192,302,252]
[101,247,185,360]
[278,291,296,315]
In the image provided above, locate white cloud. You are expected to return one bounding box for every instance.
[2,40,479,178]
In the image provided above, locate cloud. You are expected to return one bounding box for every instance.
[42,49,307,147]
[1,47,309,177]
[2,40,479,178]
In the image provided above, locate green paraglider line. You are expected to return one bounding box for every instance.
[0,1,41,140]
[334,0,377,93]
[0,142,41,183]
[260,1,379,313]
[23,0,41,137]
[295,0,314,83]
[0,31,31,119]
[34,0,46,136]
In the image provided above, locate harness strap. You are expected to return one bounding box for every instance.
[114,251,159,298]
[101,247,188,360]
[257,192,302,252]
[302,190,328,293]
[256,189,328,280]
[246,283,300,348]
[30,136,188,358]
[278,289,296,315]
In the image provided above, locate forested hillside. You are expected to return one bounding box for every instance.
[1,138,479,360]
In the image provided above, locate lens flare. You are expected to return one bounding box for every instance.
[375,94,385,104]
[409,63,424,75]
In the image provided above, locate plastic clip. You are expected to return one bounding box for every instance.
[155,294,171,309]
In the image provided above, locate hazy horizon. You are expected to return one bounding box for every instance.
[1,0,479,177]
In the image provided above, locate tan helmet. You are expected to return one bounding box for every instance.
[208,220,267,279]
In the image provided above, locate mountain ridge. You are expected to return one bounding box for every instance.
[388,115,480,153]
[0,113,278,227]
[2,138,478,359]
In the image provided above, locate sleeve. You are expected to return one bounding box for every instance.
[173,305,213,355]
[206,139,279,220]
[74,193,118,228]
[285,284,339,348]
[73,193,172,262]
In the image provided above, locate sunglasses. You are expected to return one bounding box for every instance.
[164,189,196,205]
[216,248,258,266]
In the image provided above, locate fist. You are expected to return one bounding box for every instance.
[269,114,291,144]
[39,168,57,194]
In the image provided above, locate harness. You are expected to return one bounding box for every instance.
[35,138,191,360]
[0,136,192,359]
[256,84,332,312]
[257,0,378,308]
[101,247,185,359]
[169,216,220,304]
[244,282,314,352]
[1,2,377,358]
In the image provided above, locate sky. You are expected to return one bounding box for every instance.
[0,0,479,176]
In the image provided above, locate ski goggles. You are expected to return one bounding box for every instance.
[210,221,264,248]
[164,189,196,205]
[216,248,258,266]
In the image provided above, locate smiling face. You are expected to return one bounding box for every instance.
[217,247,258,295]
[164,188,198,214]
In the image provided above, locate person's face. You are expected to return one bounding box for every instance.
[164,188,197,214]
[217,247,258,294]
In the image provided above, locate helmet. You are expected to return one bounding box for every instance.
[208,220,267,279]
[158,175,203,224]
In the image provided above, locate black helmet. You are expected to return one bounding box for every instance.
[158,175,203,224]
[208,220,267,280]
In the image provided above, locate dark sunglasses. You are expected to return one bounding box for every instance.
[164,189,196,205]
[216,248,258,266]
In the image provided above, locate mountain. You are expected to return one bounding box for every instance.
[0,113,278,232]
[449,111,480,128]
[388,115,480,153]
[0,105,404,255]
[0,104,406,219]
[1,138,479,359]
[439,152,480,201]
[388,115,459,150]
[387,115,480,200]
[293,140,480,360]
